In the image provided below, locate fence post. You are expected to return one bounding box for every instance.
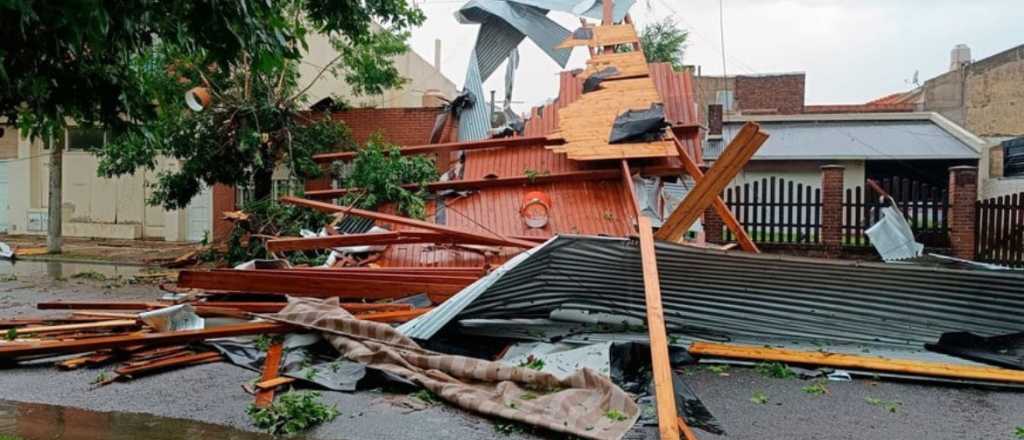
[703,205,724,243]
[948,165,978,260]
[820,165,845,256]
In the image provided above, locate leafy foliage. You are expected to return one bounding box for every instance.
[221,199,333,266]
[605,409,628,422]
[517,356,545,371]
[639,18,688,70]
[801,380,829,396]
[247,390,339,435]
[411,389,441,405]
[755,361,797,379]
[865,397,902,413]
[750,390,769,405]
[339,135,437,219]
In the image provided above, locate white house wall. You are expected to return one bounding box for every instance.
[727,160,866,197]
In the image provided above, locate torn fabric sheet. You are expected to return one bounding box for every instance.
[265,297,639,440]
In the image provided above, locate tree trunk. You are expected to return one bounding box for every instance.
[47,143,62,253]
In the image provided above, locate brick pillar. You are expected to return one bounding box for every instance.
[703,206,724,243]
[820,165,845,256]
[947,165,978,260]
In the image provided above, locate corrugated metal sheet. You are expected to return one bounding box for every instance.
[706,119,980,160]
[509,0,635,22]
[402,236,1024,349]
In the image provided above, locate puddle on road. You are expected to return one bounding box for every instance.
[0,400,276,440]
[0,260,143,280]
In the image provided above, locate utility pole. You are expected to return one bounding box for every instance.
[46,134,62,254]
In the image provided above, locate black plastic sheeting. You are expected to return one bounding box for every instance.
[608,104,668,144]
[926,331,1024,369]
[583,66,621,93]
[610,343,725,436]
[208,334,366,391]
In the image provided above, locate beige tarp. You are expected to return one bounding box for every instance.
[264,297,639,440]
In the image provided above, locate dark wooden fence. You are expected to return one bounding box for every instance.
[723,177,821,244]
[842,177,949,248]
[721,176,949,248]
[976,192,1024,268]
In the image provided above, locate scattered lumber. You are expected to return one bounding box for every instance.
[280,196,537,249]
[254,342,285,408]
[13,319,139,336]
[178,270,467,298]
[312,136,565,164]
[689,342,1024,384]
[637,217,680,440]
[265,230,519,253]
[657,122,769,242]
[0,322,292,359]
[256,376,296,390]
[38,301,166,311]
[668,130,759,253]
[115,351,223,377]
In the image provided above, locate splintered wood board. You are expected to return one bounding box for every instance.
[583,51,650,79]
[549,77,674,161]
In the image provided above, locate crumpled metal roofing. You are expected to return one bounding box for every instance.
[401,236,1024,350]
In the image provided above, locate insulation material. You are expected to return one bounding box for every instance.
[608,103,667,144]
[866,205,924,261]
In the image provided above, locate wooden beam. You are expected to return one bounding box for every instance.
[304,168,622,200]
[0,322,292,359]
[353,307,433,323]
[689,341,1024,384]
[668,131,760,253]
[37,301,165,311]
[256,376,296,390]
[211,268,478,284]
[178,270,468,298]
[254,342,285,408]
[265,230,517,253]
[14,319,138,336]
[620,160,641,221]
[656,122,768,242]
[115,351,222,377]
[280,196,538,249]
[637,216,680,440]
[313,136,564,164]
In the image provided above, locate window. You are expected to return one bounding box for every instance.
[1004,137,1024,178]
[716,90,735,112]
[66,128,106,151]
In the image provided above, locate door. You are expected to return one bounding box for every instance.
[185,186,212,242]
[0,161,8,233]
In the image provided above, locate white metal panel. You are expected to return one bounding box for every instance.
[185,186,212,242]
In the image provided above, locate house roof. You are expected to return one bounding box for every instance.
[372,61,702,267]
[705,112,982,161]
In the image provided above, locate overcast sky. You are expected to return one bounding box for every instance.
[405,0,1023,111]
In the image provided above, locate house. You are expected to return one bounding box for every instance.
[0,32,457,241]
[705,112,983,193]
[868,43,1024,198]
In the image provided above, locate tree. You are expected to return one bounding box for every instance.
[0,0,424,251]
[639,18,688,70]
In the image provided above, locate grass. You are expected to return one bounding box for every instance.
[865,397,902,413]
[801,380,829,396]
[247,391,338,435]
[750,391,769,405]
[704,364,730,376]
[411,389,441,405]
[755,361,796,379]
[517,356,545,371]
[605,409,628,422]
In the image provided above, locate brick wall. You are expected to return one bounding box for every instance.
[735,74,805,114]
[330,107,445,145]
[947,166,978,260]
[820,165,845,255]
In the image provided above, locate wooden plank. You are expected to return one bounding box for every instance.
[689,341,1024,384]
[669,132,759,253]
[14,319,138,336]
[313,136,564,164]
[256,376,296,390]
[212,268,478,284]
[280,196,538,249]
[254,342,285,408]
[0,322,291,359]
[621,160,641,221]
[115,351,223,376]
[37,301,165,311]
[196,301,414,314]
[656,122,768,242]
[304,169,622,200]
[265,230,521,253]
[354,307,433,323]
[637,217,680,440]
[179,270,468,298]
